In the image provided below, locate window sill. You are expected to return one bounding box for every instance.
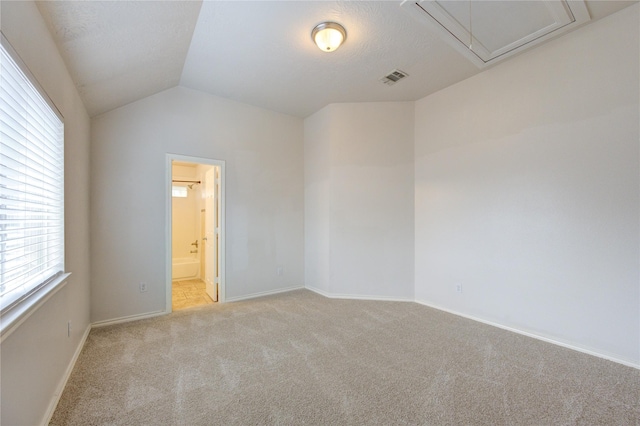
[0,272,71,343]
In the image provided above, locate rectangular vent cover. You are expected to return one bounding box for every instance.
[380,69,409,86]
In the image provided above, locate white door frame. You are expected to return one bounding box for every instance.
[165,153,226,313]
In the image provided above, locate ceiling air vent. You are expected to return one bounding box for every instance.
[401,0,590,68]
[380,69,409,86]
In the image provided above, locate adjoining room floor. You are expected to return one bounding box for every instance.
[172,279,214,310]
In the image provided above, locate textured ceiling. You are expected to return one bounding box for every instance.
[180,0,479,117]
[36,0,202,117]
[37,0,636,118]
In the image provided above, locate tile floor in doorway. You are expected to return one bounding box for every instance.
[172,279,215,310]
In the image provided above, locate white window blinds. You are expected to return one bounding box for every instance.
[0,36,64,312]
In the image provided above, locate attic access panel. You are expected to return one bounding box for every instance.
[402,0,590,68]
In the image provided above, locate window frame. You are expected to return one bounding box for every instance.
[171,185,188,198]
[0,33,70,341]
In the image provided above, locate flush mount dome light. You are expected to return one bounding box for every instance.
[312,22,347,52]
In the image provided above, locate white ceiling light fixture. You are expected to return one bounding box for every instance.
[312,22,347,52]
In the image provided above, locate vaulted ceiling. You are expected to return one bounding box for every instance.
[36,1,636,118]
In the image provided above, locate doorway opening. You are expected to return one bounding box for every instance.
[166,154,225,312]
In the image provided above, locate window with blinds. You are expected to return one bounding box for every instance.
[172,185,188,198]
[0,35,65,313]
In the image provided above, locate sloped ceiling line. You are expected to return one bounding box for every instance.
[36,0,636,118]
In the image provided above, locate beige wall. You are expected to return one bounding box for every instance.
[91,86,304,321]
[305,102,415,300]
[303,106,332,294]
[0,1,92,424]
[414,5,640,365]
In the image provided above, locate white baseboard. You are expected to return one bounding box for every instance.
[42,323,92,426]
[414,299,639,370]
[306,285,414,303]
[91,310,166,328]
[225,286,304,303]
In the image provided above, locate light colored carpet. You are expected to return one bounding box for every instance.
[51,289,639,425]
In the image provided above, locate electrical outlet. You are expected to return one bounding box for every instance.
[139,282,148,293]
[277,266,284,276]
[67,321,71,337]
[456,284,462,293]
